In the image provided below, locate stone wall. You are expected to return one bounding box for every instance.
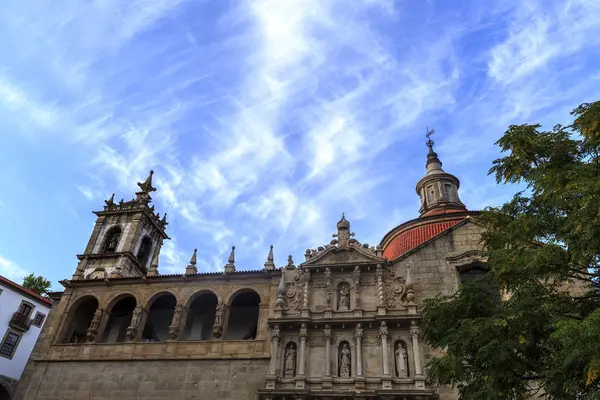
[14,359,269,400]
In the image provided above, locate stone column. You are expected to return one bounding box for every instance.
[355,324,363,376]
[296,324,308,389]
[354,324,365,389]
[300,269,311,318]
[410,321,426,389]
[266,326,280,389]
[322,325,333,389]
[376,264,386,315]
[379,322,392,389]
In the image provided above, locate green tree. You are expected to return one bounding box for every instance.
[421,101,600,399]
[22,273,52,297]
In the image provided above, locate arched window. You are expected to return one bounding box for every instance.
[136,236,152,267]
[102,295,136,343]
[142,293,176,342]
[394,340,410,377]
[457,261,501,303]
[183,292,218,340]
[102,226,122,253]
[61,297,99,343]
[225,290,260,340]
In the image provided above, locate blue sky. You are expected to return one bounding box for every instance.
[1,0,599,288]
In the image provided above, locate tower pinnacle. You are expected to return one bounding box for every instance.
[415,129,466,216]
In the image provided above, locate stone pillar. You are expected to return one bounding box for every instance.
[295,324,308,389]
[322,325,333,389]
[354,324,365,389]
[300,269,310,318]
[410,321,426,389]
[266,325,280,389]
[379,321,392,389]
[376,264,386,315]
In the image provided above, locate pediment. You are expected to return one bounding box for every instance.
[301,245,386,267]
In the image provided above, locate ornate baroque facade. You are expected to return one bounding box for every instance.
[14,142,488,400]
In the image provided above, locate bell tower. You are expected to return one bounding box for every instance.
[72,170,169,280]
[415,129,466,216]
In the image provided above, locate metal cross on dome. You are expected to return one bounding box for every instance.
[426,127,435,149]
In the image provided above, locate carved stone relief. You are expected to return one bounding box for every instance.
[383,270,407,309]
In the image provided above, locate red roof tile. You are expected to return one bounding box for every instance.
[383,218,465,261]
[0,275,53,306]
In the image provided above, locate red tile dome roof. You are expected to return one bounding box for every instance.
[380,210,480,261]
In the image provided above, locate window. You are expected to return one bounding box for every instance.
[136,236,153,267]
[103,226,122,253]
[32,312,46,327]
[18,301,33,317]
[0,330,22,359]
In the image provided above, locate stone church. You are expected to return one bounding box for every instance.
[14,141,488,400]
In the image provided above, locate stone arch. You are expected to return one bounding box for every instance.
[141,292,177,342]
[101,294,137,343]
[59,295,99,344]
[102,225,123,253]
[182,290,219,340]
[224,289,260,340]
[336,281,351,311]
[393,339,410,377]
[184,289,221,309]
[338,340,352,377]
[282,341,297,378]
[104,291,141,312]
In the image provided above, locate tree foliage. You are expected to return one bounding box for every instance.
[22,273,52,297]
[422,101,600,399]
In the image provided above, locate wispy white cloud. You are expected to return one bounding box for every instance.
[1,0,599,281]
[0,255,29,282]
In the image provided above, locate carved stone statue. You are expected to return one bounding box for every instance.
[338,285,350,311]
[105,229,121,253]
[89,308,103,331]
[215,303,225,326]
[130,306,143,329]
[395,343,408,377]
[284,344,296,378]
[171,304,183,328]
[339,343,351,377]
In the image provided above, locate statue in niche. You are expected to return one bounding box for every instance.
[104,228,121,253]
[338,284,350,311]
[339,342,351,377]
[130,306,143,328]
[395,342,409,377]
[284,343,297,378]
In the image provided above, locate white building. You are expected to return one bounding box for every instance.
[0,275,52,400]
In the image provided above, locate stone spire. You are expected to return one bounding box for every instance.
[415,129,466,216]
[135,170,156,204]
[185,249,198,275]
[224,246,236,273]
[264,245,275,271]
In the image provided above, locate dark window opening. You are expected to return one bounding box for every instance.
[458,261,501,303]
[183,292,218,340]
[63,297,99,344]
[225,290,260,340]
[102,296,136,343]
[137,236,152,267]
[17,302,33,317]
[103,227,122,253]
[32,312,45,327]
[142,293,176,342]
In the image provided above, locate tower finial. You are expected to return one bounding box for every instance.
[185,248,198,275]
[137,170,156,194]
[224,246,236,273]
[426,127,435,151]
[264,245,275,270]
